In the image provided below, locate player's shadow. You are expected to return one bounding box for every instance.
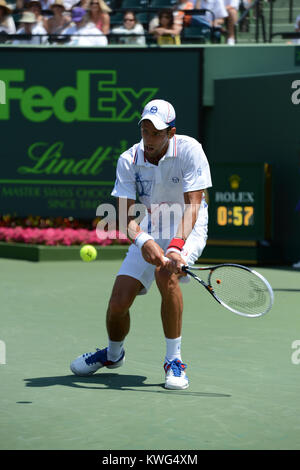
[273,288,300,292]
[24,374,231,398]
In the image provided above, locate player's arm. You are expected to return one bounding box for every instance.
[176,189,204,240]
[165,189,204,273]
[117,197,166,268]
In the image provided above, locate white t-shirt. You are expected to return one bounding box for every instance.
[62,22,108,46]
[0,16,16,35]
[193,0,228,21]
[13,24,48,44]
[111,135,212,237]
[223,0,239,10]
[62,0,79,10]
[111,23,146,45]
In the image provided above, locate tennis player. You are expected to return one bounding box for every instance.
[70,99,212,389]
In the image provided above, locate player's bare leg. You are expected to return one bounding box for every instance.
[106,275,143,341]
[155,267,183,339]
[70,275,142,376]
[155,267,189,390]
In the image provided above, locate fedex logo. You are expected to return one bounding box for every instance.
[0,69,158,122]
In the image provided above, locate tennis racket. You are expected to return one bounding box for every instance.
[183,263,274,318]
[163,258,274,318]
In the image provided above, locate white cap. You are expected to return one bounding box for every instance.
[139,99,176,130]
[20,11,37,23]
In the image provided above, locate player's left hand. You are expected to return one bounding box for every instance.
[165,252,187,276]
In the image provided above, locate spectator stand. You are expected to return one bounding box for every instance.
[236,0,300,44]
[3,0,300,45]
[236,0,267,43]
[109,1,217,45]
[268,0,300,43]
[4,0,216,45]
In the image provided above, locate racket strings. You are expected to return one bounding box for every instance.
[209,267,271,316]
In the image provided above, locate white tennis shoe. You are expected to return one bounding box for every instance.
[70,347,125,376]
[164,359,189,390]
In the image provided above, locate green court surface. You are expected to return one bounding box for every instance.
[1,257,300,450]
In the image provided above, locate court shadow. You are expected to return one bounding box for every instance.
[24,374,231,398]
[273,288,300,292]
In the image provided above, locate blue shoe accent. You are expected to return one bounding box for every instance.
[164,358,189,390]
[70,347,125,376]
[164,358,188,376]
[85,347,124,367]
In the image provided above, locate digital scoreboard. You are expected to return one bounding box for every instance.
[207,162,272,242]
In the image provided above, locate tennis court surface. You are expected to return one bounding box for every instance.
[1,258,300,450]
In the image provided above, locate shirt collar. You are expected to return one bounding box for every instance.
[134,136,177,166]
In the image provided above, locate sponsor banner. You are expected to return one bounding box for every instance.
[0,48,202,218]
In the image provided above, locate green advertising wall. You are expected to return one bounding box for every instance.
[202,45,300,263]
[0,44,299,263]
[0,48,202,218]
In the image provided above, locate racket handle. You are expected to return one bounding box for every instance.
[162,255,187,271]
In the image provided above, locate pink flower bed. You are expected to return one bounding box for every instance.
[0,227,130,246]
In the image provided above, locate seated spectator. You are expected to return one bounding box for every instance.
[223,0,239,44]
[39,0,57,10]
[193,0,228,27]
[76,0,90,8]
[62,0,79,10]
[191,0,228,42]
[27,0,48,29]
[61,6,108,45]
[0,0,16,41]
[13,10,48,44]
[111,10,146,45]
[174,0,210,29]
[86,0,111,35]
[16,0,56,11]
[174,0,194,26]
[149,8,182,45]
[45,0,71,33]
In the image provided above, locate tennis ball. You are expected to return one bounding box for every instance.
[80,245,97,262]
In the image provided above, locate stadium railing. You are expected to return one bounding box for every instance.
[270,31,300,42]
[2,8,217,45]
[235,0,267,43]
[268,0,298,43]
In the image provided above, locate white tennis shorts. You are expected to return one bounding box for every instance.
[117,208,208,295]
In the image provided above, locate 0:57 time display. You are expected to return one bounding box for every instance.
[217,206,254,226]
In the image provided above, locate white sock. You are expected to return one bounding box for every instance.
[107,339,124,362]
[165,336,182,363]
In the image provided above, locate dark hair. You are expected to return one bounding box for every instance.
[158,8,174,27]
[123,10,136,22]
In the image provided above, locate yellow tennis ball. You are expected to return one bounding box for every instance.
[80,245,97,262]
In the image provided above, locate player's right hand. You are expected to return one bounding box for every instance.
[141,240,166,267]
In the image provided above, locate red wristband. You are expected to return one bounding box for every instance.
[167,237,185,252]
